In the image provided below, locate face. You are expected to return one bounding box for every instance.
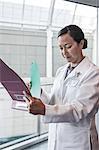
[58,33,84,64]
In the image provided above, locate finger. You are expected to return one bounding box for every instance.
[23,91,32,108]
[26,83,31,90]
[23,91,31,101]
[23,96,30,106]
[23,91,28,97]
[23,91,35,105]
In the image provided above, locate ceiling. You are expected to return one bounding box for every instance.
[64,0,99,7]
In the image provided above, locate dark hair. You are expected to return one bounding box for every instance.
[58,25,87,49]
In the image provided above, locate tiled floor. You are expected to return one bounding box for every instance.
[24,140,48,150]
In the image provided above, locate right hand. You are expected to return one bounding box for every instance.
[23,91,45,115]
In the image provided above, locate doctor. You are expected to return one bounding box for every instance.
[24,25,99,150]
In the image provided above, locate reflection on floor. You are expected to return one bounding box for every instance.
[24,140,48,150]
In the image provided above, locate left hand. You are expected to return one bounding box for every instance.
[23,91,45,115]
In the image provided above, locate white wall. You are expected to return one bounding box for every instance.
[0,29,46,77]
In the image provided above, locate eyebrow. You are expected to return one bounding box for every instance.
[59,43,71,47]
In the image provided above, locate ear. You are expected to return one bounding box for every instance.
[80,40,84,49]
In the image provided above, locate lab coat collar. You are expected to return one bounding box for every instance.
[66,56,91,79]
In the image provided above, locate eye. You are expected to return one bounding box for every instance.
[64,44,72,49]
[59,46,63,50]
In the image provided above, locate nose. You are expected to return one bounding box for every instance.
[62,47,67,57]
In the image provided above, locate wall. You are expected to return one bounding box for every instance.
[0,29,46,77]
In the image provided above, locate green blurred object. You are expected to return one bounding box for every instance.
[30,61,40,98]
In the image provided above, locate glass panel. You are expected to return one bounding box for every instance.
[0,0,52,29]
[0,0,23,28]
[40,79,53,134]
[23,0,51,29]
[0,29,47,147]
[0,85,38,145]
[52,0,96,31]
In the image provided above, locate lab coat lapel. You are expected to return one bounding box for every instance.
[65,57,91,81]
[61,57,90,101]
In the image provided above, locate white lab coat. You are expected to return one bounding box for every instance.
[41,57,99,150]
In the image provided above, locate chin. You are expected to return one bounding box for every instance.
[67,58,72,62]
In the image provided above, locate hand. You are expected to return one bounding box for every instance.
[23,91,45,115]
[26,82,31,90]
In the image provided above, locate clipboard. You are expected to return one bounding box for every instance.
[0,58,31,111]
